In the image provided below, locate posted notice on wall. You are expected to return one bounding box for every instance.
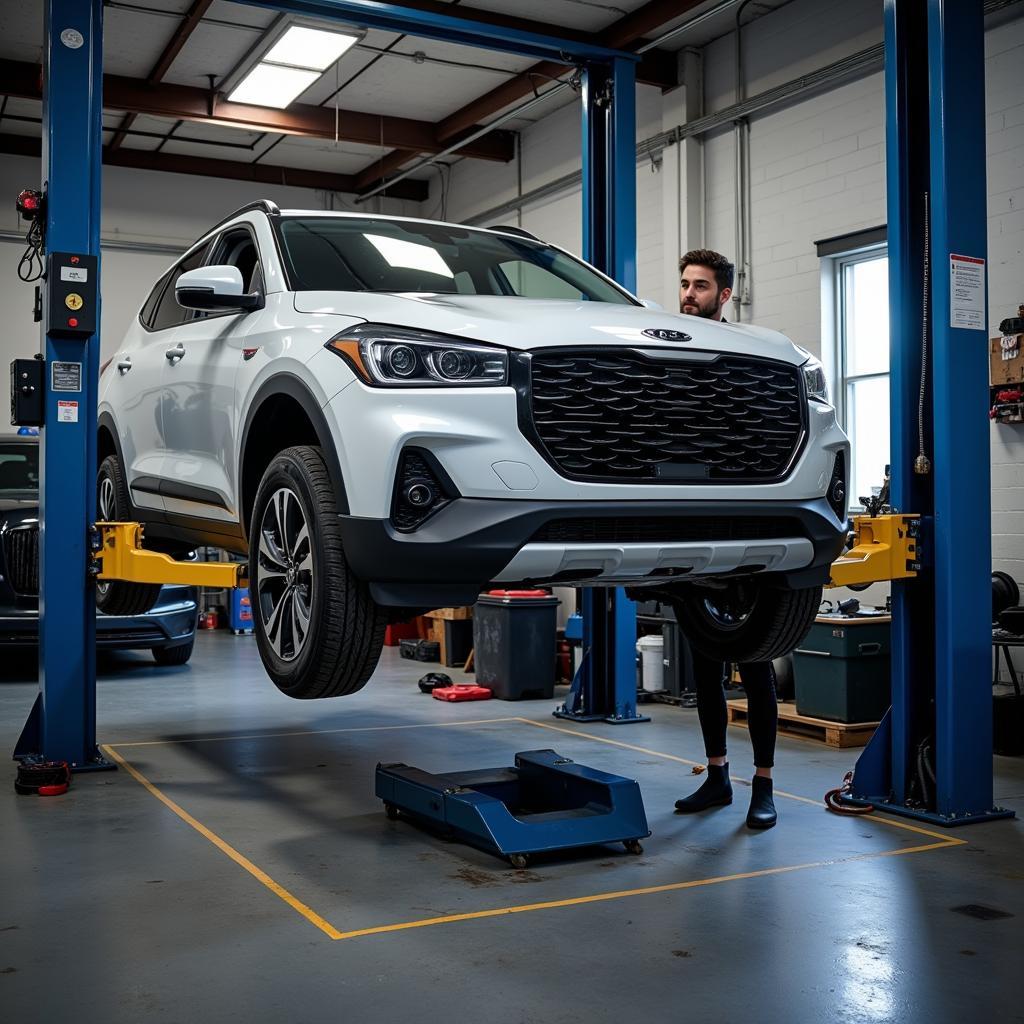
[57,400,79,423]
[949,253,986,331]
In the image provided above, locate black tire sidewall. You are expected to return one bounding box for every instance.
[95,455,162,615]
[249,450,328,695]
[672,583,821,663]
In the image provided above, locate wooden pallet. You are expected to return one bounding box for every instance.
[726,699,879,749]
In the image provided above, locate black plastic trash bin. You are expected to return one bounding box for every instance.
[473,590,560,700]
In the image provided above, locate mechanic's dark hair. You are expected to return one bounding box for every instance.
[679,249,734,292]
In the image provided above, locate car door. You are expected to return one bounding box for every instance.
[111,245,207,513]
[160,224,263,523]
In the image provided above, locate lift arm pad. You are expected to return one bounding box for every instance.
[826,514,921,590]
[92,522,248,589]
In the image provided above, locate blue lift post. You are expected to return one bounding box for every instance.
[15,0,112,772]
[850,0,1013,825]
[555,56,648,725]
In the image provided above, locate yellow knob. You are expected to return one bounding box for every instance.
[65,293,84,311]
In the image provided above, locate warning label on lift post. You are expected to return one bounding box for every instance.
[949,254,986,331]
[51,361,82,392]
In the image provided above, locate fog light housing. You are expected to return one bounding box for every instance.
[392,449,456,531]
[827,451,847,520]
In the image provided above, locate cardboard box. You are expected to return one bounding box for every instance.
[424,606,474,621]
[990,334,1024,385]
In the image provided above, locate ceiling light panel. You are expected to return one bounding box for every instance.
[264,25,360,71]
[228,64,320,108]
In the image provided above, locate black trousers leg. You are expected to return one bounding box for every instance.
[690,652,778,768]
[737,661,778,769]
[691,650,729,759]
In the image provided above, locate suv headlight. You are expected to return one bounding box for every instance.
[326,324,508,387]
[802,357,829,403]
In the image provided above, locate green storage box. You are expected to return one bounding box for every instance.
[793,615,891,723]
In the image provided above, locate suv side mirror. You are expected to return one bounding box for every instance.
[176,265,261,312]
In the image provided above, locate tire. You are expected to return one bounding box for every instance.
[152,639,194,666]
[249,445,386,699]
[95,454,163,616]
[669,581,823,663]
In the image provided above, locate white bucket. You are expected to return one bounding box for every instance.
[637,634,665,692]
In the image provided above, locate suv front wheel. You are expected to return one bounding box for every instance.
[668,580,822,663]
[249,446,386,699]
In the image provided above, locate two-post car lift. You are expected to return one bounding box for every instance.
[15,1,1013,837]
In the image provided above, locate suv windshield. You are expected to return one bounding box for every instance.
[0,443,39,496]
[276,217,636,304]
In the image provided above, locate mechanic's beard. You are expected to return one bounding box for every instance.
[681,291,723,319]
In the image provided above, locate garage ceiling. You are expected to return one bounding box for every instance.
[0,0,776,201]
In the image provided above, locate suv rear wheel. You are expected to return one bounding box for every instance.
[668,580,822,663]
[95,455,163,616]
[250,445,386,698]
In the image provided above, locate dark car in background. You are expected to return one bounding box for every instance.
[0,434,198,664]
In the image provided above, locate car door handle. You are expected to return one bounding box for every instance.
[116,359,132,375]
[165,343,186,363]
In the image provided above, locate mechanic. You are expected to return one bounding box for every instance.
[674,248,778,830]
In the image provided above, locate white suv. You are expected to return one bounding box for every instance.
[98,200,849,698]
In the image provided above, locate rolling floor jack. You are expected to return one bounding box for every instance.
[376,749,650,869]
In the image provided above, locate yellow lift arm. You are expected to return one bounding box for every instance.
[93,515,920,593]
[93,522,247,589]
[826,514,921,590]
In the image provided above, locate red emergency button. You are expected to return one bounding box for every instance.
[68,317,79,327]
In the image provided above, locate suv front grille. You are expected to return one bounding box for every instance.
[526,351,805,482]
[2,527,39,596]
[533,516,805,545]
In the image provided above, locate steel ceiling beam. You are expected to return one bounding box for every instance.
[0,132,429,201]
[244,0,635,62]
[0,58,515,162]
[109,0,215,152]
[356,0,701,193]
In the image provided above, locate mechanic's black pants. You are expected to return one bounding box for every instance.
[691,651,777,769]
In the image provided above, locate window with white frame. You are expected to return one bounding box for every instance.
[836,249,890,509]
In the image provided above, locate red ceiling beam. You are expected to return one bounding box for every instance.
[0,132,428,201]
[0,59,515,162]
[356,0,698,192]
[436,0,702,144]
[109,0,215,152]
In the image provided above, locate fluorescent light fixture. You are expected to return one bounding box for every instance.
[365,234,454,278]
[228,64,320,109]
[264,25,360,71]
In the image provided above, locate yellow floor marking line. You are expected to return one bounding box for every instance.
[106,712,966,942]
[327,839,953,940]
[101,744,344,940]
[515,718,965,846]
[110,717,522,748]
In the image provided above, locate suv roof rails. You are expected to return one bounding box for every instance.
[207,199,281,236]
[490,224,541,241]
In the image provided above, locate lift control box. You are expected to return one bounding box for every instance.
[10,358,44,426]
[46,252,98,338]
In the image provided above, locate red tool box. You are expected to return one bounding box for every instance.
[431,684,492,702]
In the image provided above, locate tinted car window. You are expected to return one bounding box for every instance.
[0,443,39,494]
[212,227,262,293]
[140,273,169,327]
[277,217,635,304]
[150,243,209,332]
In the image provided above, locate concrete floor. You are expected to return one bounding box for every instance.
[1,632,1022,1024]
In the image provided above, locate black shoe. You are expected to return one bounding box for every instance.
[746,775,777,829]
[674,764,732,812]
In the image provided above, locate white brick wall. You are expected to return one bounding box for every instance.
[987,15,1024,586]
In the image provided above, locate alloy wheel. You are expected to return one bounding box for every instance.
[256,487,314,662]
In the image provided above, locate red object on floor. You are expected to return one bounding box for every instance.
[384,622,420,646]
[431,684,493,702]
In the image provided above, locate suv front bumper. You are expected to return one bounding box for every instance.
[339,497,848,608]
